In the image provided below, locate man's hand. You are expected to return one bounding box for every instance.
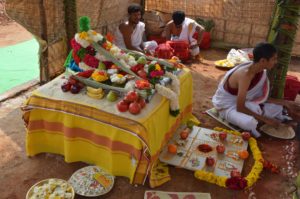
[263,117,281,128]
[285,101,300,122]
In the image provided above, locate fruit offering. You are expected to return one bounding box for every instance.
[117,100,129,112]
[241,132,251,141]
[216,144,225,154]
[168,144,177,154]
[205,156,215,167]
[238,150,249,160]
[198,144,213,153]
[86,86,104,99]
[106,90,118,102]
[61,76,84,94]
[180,128,190,140]
[116,91,147,115]
[219,132,227,141]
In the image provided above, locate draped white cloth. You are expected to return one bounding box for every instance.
[212,62,284,137]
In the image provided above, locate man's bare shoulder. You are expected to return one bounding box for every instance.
[119,23,131,33]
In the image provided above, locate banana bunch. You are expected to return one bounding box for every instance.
[86,86,105,99]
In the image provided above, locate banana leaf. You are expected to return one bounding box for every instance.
[73,75,127,93]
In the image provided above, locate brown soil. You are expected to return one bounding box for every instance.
[1,4,300,199]
[0,0,32,46]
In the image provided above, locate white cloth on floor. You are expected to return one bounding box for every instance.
[212,62,284,137]
[114,21,157,52]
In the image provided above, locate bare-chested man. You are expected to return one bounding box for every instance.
[114,4,157,53]
[212,42,300,137]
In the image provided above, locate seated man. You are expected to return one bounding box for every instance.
[212,42,300,137]
[114,3,157,53]
[163,10,204,57]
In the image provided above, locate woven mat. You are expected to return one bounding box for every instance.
[206,108,240,131]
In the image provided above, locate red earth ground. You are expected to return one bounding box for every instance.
[1,3,300,199]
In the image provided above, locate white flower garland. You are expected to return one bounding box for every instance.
[155,84,179,112]
[165,71,180,96]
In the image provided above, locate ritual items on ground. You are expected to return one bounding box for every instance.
[63,16,186,116]
[159,126,248,176]
[68,166,114,197]
[159,126,264,190]
[214,48,252,69]
[195,127,264,190]
[26,178,74,199]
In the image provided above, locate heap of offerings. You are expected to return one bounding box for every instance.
[63,16,184,116]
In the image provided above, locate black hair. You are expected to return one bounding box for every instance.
[253,42,277,63]
[128,3,142,14]
[172,11,185,25]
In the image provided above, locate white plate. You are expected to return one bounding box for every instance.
[26,178,75,199]
[68,166,114,197]
[260,124,295,139]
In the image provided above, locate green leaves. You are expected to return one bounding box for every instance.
[79,16,91,32]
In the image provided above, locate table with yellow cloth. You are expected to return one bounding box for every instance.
[22,68,196,187]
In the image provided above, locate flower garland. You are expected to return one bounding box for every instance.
[154,70,180,116]
[155,83,180,116]
[165,71,180,96]
[194,127,264,190]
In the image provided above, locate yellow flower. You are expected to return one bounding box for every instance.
[91,70,108,82]
[155,64,161,71]
[79,31,88,39]
[117,74,124,78]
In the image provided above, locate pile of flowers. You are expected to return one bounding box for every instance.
[64,16,185,116]
[194,127,264,190]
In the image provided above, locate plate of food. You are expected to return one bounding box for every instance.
[26,178,75,199]
[68,166,114,197]
[214,59,235,69]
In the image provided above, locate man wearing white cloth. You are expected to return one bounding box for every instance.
[114,4,157,53]
[164,11,204,57]
[212,43,300,137]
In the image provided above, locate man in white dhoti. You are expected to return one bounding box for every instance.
[212,43,300,137]
[164,11,204,57]
[114,4,157,53]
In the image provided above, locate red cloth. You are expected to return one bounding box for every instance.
[226,71,264,95]
[154,43,174,59]
[147,35,166,45]
[193,31,211,49]
[166,40,190,61]
[284,75,300,101]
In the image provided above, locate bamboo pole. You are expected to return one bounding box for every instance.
[39,0,50,83]
[64,0,78,52]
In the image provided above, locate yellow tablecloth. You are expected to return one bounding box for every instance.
[22,68,196,186]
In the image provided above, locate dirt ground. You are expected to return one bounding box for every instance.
[1,6,300,199]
